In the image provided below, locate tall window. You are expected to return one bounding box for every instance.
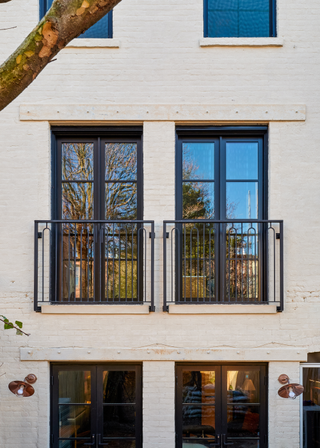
[175,128,267,303]
[52,128,143,303]
[51,364,142,448]
[41,0,113,38]
[204,0,277,38]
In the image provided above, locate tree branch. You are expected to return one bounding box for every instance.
[0,0,122,111]
[0,316,30,336]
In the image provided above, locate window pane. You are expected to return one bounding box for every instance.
[105,183,137,220]
[62,183,94,220]
[227,405,260,437]
[100,442,136,448]
[182,442,217,448]
[227,370,260,404]
[62,143,94,181]
[208,0,270,38]
[183,405,216,438]
[59,370,91,404]
[182,143,215,180]
[103,371,136,403]
[106,143,137,181]
[226,142,258,180]
[226,182,258,219]
[303,368,320,448]
[59,442,90,448]
[182,371,216,403]
[183,182,214,219]
[103,405,136,437]
[59,405,91,438]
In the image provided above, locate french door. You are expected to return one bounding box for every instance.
[51,364,142,448]
[176,364,268,448]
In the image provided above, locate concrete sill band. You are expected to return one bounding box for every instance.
[66,38,120,48]
[41,304,150,314]
[199,37,284,47]
[168,304,278,314]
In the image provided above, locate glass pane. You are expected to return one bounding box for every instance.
[103,405,136,437]
[226,142,258,180]
[62,143,94,181]
[105,143,137,181]
[225,223,259,303]
[59,442,90,448]
[61,224,95,302]
[225,442,259,448]
[183,405,216,438]
[227,405,260,437]
[183,182,214,219]
[227,370,260,403]
[100,442,136,448]
[103,371,136,403]
[303,368,320,448]
[182,442,217,448]
[105,183,137,220]
[59,405,91,438]
[226,182,258,219]
[182,143,215,180]
[208,0,270,38]
[182,371,216,404]
[62,183,94,220]
[59,370,91,404]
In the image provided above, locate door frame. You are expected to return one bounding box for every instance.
[175,362,268,448]
[51,363,142,448]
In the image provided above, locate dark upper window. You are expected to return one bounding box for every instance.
[204,0,276,38]
[41,0,113,38]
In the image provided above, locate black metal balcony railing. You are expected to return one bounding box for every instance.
[163,220,283,312]
[34,220,155,312]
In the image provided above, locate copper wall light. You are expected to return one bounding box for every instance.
[8,373,37,397]
[277,374,304,399]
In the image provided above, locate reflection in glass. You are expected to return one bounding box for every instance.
[103,405,136,437]
[62,183,94,220]
[105,143,137,181]
[227,405,260,438]
[103,371,136,403]
[227,370,260,403]
[183,371,216,403]
[100,441,136,448]
[183,405,216,438]
[59,370,91,404]
[59,441,91,448]
[183,182,214,220]
[105,183,137,220]
[183,143,215,180]
[303,368,320,448]
[182,442,217,448]
[61,224,94,302]
[59,405,91,438]
[226,142,258,180]
[62,143,94,181]
[226,182,258,220]
[224,442,259,448]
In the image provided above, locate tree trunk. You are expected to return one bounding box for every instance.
[0,0,122,111]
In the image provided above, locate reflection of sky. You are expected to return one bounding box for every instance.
[226,142,258,180]
[227,182,258,219]
[183,143,215,179]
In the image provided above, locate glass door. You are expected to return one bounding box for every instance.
[51,364,142,448]
[176,364,267,448]
[302,365,320,448]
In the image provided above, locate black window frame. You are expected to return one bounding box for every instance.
[51,363,142,448]
[203,0,277,38]
[51,126,143,221]
[175,362,268,448]
[40,1,113,39]
[176,126,268,222]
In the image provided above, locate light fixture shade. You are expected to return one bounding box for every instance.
[242,378,256,391]
[8,381,35,397]
[278,383,304,399]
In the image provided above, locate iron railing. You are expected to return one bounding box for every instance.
[34,220,155,311]
[163,220,283,312]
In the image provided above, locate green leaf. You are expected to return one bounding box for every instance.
[15,321,23,329]
[16,329,23,336]
[4,318,9,323]
[4,322,13,330]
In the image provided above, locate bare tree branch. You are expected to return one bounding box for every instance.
[0,26,17,31]
[0,0,122,111]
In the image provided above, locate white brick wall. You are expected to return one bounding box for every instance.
[0,0,320,446]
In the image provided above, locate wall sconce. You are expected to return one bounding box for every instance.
[278,374,304,399]
[8,374,37,398]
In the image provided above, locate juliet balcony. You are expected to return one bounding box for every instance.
[34,220,155,312]
[163,219,283,312]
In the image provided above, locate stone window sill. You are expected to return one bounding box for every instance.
[168,304,277,314]
[199,37,284,47]
[66,38,120,48]
[41,304,149,314]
